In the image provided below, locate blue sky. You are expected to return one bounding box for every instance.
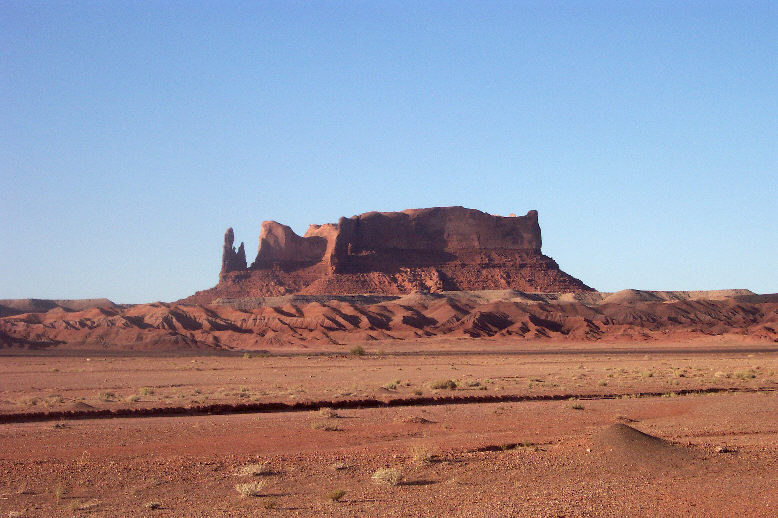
[1,1,776,303]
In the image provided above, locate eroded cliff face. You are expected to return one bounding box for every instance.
[199,207,590,303]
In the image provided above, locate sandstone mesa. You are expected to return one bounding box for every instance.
[184,206,591,304]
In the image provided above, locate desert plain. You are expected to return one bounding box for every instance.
[1,339,777,517]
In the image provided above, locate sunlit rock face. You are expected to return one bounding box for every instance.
[193,206,591,303]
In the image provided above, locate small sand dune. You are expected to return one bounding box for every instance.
[592,423,695,471]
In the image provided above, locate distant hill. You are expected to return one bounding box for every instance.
[0,298,119,317]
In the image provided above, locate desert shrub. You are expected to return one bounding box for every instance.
[311,421,341,431]
[382,380,399,390]
[45,394,64,405]
[409,444,433,464]
[99,391,116,402]
[139,387,155,395]
[371,467,403,486]
[569,402,584,410]
[430,379,457,390]
[349,345,365,356]
[235,481,265,497]
[144,501,163,510]
[326,489,346,502]
[318,407,339,418]
[734,369,757,380]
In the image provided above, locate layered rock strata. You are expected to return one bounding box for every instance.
[185,207,592,304]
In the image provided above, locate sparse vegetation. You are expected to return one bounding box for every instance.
[318,407,339,418]
[326,489,346,502]
[235,480,266,497]
[382,380,399,390]
[430,379,457,390]
[349,345,365,356]
[99,391,116,402]
[734,369,757,380]
[371,467,404,486]
[311,421,341,431]
[144,501,163,510]
[410,444,433,464]
[569,402,584,410]
[139,386,155,395]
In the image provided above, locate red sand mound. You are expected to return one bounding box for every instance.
[592,423,695,471]
[182,207,592,304]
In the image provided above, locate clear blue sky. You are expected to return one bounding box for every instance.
[1,1,776,303]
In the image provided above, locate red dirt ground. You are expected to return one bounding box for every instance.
[1,344,777,517]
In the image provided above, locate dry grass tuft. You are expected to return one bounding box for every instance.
[311,421,341,431]
[734,369,757,380]
[325,489,346,502]
[99,391,116,402]
[318,407,339,418]
[409,444,434,464]
[235,480,266,497]
[430,379,457,390]
[349,345,365,356]
[371,467,404,486]
[143,501,163,510]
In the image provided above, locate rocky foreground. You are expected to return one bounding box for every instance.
[1,289,776,351]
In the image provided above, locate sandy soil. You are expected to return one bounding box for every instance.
[1,344,777,517]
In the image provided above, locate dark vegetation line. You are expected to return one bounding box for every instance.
[0,386,775,425]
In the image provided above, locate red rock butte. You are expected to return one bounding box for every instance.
[182,206,592,304]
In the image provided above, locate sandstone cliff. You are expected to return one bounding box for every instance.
[186,207,592,303]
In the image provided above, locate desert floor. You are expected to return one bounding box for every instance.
[1,341,777,517]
